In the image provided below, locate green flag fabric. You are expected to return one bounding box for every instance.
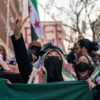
[0,79,95,100]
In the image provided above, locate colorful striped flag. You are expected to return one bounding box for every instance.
[28,0,43,40]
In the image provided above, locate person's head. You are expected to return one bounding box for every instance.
[28,41,41,62]
[45,50,63,61]
[66,49,77,65]
[75,39,98,56]
[41,43,64,82]
[75,54,93,80]
[74,42,82,57]
[0,45,6,61]
[77,54,91,65]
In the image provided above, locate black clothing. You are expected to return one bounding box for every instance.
[44,56,63,82]
[11,35,32,83]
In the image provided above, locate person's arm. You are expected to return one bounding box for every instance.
[11,16,32,83]
[90,67,100,83]
[0,60,10,71]
[11,34,32,83]
[87,66,100,90]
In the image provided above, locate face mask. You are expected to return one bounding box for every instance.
[76,62,90,80]
[44,56,63,82]
[76,61,90,72]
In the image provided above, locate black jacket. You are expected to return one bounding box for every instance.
[11,35,32,83]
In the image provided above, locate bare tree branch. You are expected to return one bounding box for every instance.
[84,0,96,40]
[63,24,77,32]
[38,0,97,41]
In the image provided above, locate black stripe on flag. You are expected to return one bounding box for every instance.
[30,24,38,41]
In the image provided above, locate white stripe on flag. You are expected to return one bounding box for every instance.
[29,0,43,38]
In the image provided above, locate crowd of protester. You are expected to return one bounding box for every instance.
[0,16,100,100]
[0,44,23,83]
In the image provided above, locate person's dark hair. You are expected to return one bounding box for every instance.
[78,39,99,54]
[0,45,6,61]
[66,50,77,65]
[27,41,41,62]
[40,42,64,56]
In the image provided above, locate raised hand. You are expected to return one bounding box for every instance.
[87,78,96,90]
[14,16,22,39]
[14,15,29,39]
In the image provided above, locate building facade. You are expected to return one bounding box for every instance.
[0,0,23,59]
[43,21,66,52]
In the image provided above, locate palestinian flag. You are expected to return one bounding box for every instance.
[28,0,43,40]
